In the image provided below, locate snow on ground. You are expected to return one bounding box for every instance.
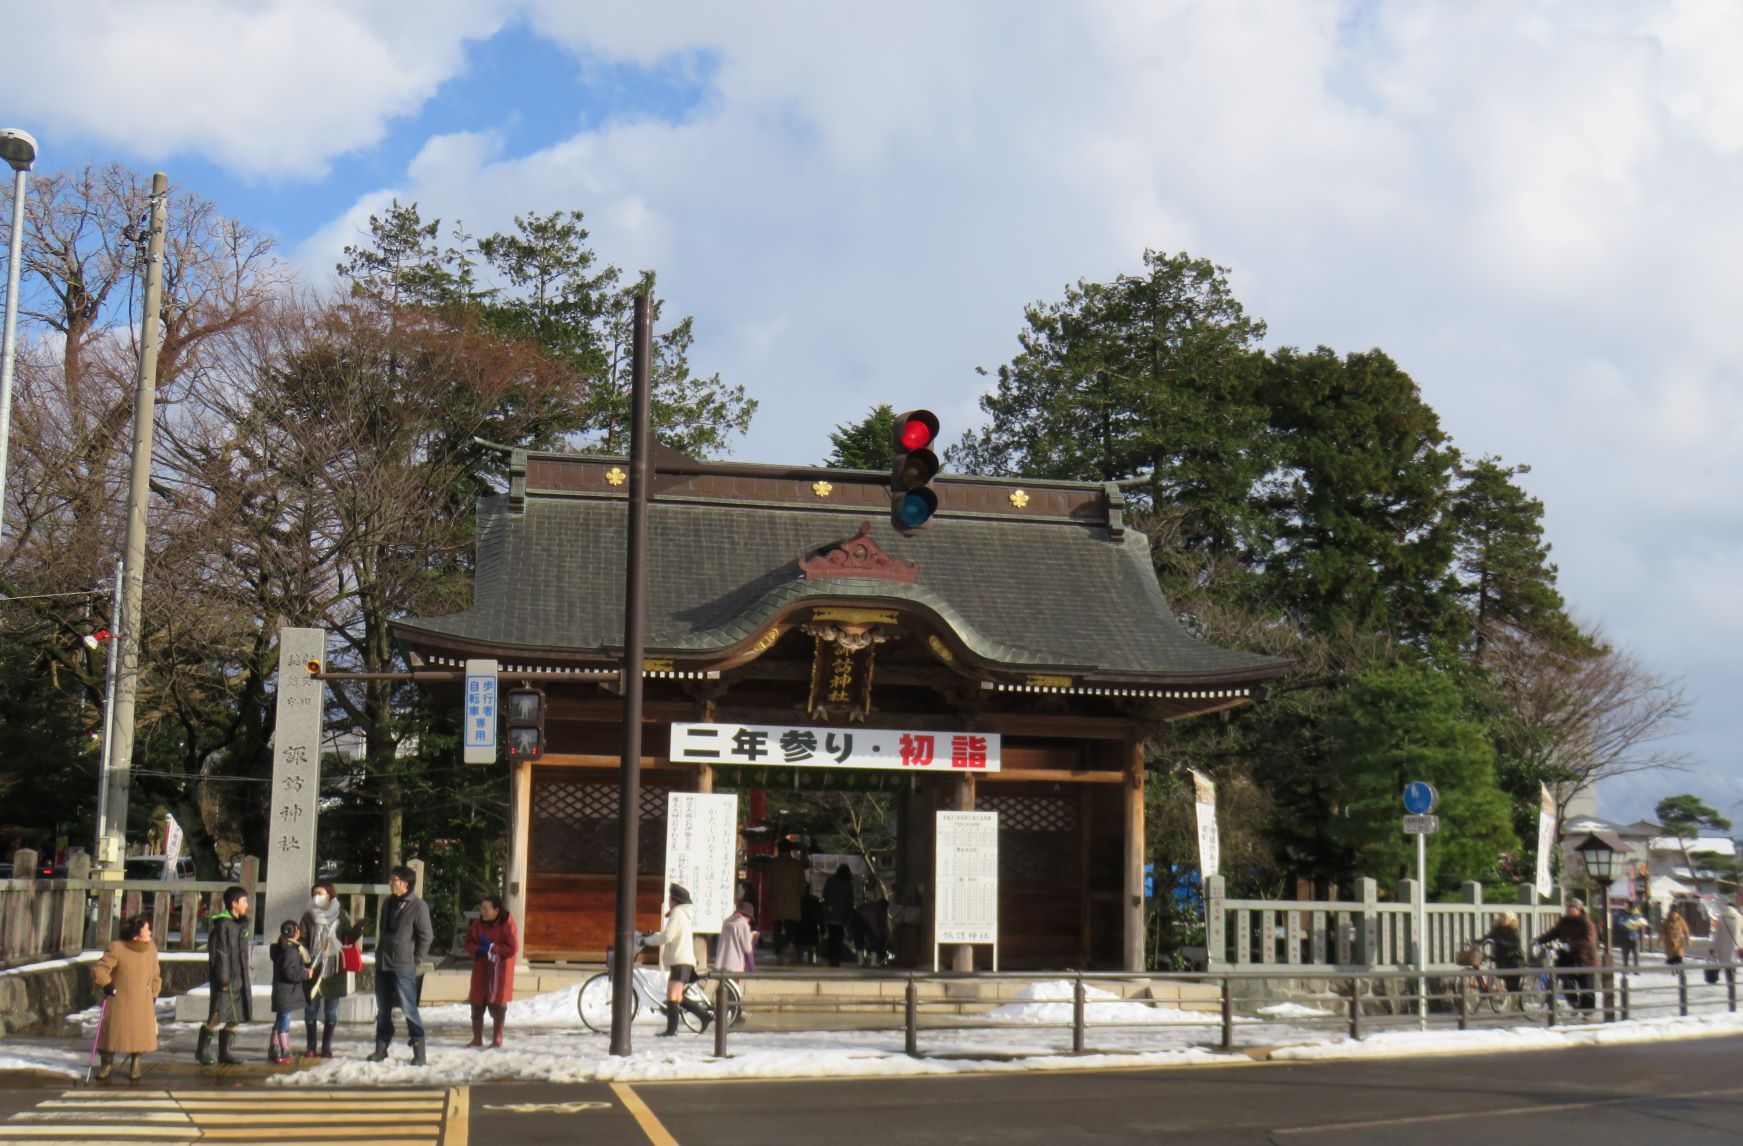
[0,950,207,977]
[984,979,1212,1025]
[1256,1002,1336,1019]
[1271,1011,1743,1062]
[0,1047,91,1079]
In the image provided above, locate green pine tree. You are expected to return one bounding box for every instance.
[1325,662,1517,892]
[824,404,897,469]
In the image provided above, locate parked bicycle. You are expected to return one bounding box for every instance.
[577,932,742,1034]
[1520,939,1565,1015]
[1456,937,1513,1014]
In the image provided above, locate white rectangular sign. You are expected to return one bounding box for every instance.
[936,811,999,945]
[1403,814,1440,835]
[671,723,1000,773]
[665,792,739,935]
[462,659,499,764]
[1190,769,1220,879]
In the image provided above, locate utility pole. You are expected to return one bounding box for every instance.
[609,293,653,1057]
[93,557,123,857]
[0,128,39,547]
[98,171,168,874]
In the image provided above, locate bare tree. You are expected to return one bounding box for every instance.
[1482,624,1690,825]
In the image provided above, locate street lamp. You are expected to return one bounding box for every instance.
[0,127,37,548]
[1571,829,1623,1019]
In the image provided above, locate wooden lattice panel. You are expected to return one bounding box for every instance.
[976,793,1079,886]
[531,779,668,875]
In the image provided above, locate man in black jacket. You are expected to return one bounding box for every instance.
[368,865,433,1066]
[196,886,252,1066]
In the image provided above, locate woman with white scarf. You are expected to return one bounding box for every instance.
[298,881,356,1058]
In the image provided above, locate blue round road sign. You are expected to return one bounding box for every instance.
[1402,782,1438,815]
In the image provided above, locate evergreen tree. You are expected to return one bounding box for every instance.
[1324,662,1517,891]
[824,404,897,469]
[1449,457,1587,661]
[1258,347,1462,646]
[951,251,1270,556]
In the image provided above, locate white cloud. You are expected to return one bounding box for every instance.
[286,2,1743,809]
[0,0,510,177]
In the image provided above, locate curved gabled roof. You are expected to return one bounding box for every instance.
[394,492,1288,685]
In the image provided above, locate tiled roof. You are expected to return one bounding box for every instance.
[395,495,1289,683]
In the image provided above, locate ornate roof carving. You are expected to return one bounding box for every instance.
[799,521,920,584]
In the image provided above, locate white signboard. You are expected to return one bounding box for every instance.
[1536,784,1557,897]
[462,659,499,764]
[671,723,1000,773]
[936,811,999,953]
[1190,770,1220,879]
[664,792,739,935]
[1403,814,1440,835]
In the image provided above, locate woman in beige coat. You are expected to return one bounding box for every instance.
[90,914,162,1081]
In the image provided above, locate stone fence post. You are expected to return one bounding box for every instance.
[1356,877,1378,965]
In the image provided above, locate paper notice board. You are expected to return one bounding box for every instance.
[664,792,739,935]
[935,811,998,968]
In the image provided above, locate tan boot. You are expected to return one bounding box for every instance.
[127,1055,142,1082]
[95,1051,113,1081]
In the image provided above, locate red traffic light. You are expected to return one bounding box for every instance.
[899,412,937,451]
[889,409,941,536]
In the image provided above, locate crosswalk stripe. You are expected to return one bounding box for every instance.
[196,1133,437,1142]
[12,1114,190,1124]
[197,1113,441,1125]
[177,1102,444,1112]
[37,1101,183,1111]
[155,1090,448,1099]
[0,1129,196,1139]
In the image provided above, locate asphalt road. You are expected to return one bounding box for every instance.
[2,1036,1740,1144]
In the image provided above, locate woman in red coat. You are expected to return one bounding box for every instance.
[463,896,517,1047]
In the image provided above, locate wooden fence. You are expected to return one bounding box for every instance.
[0,848,422,964]
[1206,876,1571,971]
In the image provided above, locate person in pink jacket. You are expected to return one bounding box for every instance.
[716,901,757,973]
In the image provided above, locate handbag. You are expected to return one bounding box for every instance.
[340,941,364,973]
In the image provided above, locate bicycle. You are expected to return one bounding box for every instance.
[577,933,743,1034]
[1521,940,1566,1016]
[1457,939,1511,1014]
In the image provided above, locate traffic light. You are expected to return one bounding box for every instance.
[505,688,545,761]
[889,409,940,535]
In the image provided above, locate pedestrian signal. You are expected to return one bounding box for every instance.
[505,688,545,761]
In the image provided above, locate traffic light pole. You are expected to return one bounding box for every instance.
[610,294,654,1057]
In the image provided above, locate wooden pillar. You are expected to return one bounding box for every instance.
[1124,739,1146,972]
[695,763,714,794]
[952,772,977,972]
[505,759,533,926]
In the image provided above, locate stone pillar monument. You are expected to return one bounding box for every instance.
[267,627,326,932]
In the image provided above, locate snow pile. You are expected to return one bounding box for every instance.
[1256,1002,1335,1019]
[0,1047,90,1079]
[984,980,1209,1025]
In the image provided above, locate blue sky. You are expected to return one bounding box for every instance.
[5,1,1743,822]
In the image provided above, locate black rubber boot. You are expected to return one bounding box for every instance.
[95,1051,113,1081]
[194,1028,215,1066]
[320,1023,335,1058]
[305,1020,319,1057]
[682,1000,713,1034]
[217,1029,243,1065]
[366,1041,389,1063]
[409,1039,427,1067]
[657,1002,680,1037]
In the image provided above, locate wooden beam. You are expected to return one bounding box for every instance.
[981,768,1124,785]
[953,772,977,973]
[1124,739,1146,973]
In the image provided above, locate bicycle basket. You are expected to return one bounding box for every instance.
[1457,942,1483,968]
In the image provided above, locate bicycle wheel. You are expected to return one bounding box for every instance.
[682,977,742,1031]
[578,971,614,1034]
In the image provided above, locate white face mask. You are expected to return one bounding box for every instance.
[311,893,329,908]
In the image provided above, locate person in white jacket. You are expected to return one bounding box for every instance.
[646,884,710,1036]
[1716,899,1743,984]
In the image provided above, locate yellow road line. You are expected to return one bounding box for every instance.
[194,1113,441,1125]
[445,1085,468,1146]
[610,1082,679,1146]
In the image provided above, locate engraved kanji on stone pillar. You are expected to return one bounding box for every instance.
[268,627,326,924]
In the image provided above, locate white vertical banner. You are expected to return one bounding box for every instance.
[160,813,183,877]
[665,792,739,935]
[1191,770,1220,879]
[1536,784,1557,898]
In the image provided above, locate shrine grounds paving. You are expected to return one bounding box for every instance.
[0,1034,1738,1144]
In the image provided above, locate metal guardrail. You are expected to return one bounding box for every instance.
[701,961,1741,1061]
